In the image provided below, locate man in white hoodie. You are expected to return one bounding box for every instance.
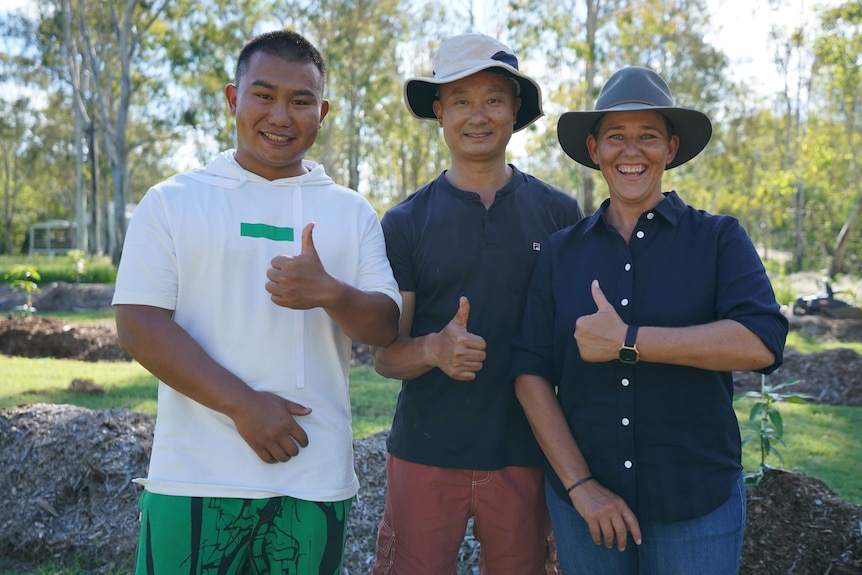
[112,30,401,575]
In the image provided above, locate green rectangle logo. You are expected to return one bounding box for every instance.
[240,223,294,241]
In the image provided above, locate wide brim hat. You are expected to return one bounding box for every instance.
[558,66,712,170]
[404,33,543,132]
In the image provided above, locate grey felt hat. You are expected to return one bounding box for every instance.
[404,34,543,132]
[558,66,712,170]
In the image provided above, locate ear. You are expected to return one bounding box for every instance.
[225,84,238,116]
[665,133,680,166]
[319,99,330,123]
[432,98,443,123]
[586,133,600,165]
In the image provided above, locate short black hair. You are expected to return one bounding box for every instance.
[235,30,326,91]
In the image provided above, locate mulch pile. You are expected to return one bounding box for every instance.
[1,282,861,574]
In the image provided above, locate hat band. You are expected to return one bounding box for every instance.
[604,98,672,110]
[491,50,518,70]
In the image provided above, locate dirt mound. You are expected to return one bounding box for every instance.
[0,316,129,362]
[742,469,862,574]
[733,347,862,406]
[0,404,151,571]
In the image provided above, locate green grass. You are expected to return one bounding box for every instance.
[0,356,400,440]
[39,309,116,322]
[0,355,159,416]
[735,399,862,504]
[785,329,862,355]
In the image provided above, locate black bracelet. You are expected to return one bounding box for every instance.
[565,475,594,493]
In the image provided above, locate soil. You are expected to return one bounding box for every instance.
[1,282,861,574]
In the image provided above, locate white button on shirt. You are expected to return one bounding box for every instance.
[636,230,645,239]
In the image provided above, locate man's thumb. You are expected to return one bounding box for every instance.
[301,222,316,254]
[453,296,470,327]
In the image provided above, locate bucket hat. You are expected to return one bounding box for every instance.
[558,66,712,170]
[404,33,543,132]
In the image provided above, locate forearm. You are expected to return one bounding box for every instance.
[637,319,774,371]
[114,305,255,419]
[371,332,437,380]
[323,286,400,347]
[515,374,591,488]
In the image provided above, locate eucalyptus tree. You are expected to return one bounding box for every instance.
[509,0,625,213]
[815,1,862,277]
[159,0,279,164]
[262,0,409,198]
[0,99,31,255]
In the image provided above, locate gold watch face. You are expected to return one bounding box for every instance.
[619,346,639,364]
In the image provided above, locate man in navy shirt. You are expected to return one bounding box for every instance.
[512,66,788,574]
[371,34,583,574]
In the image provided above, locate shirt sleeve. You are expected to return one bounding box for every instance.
[111,188,179,310]
[715,218,788,374]
[510,242,558,383]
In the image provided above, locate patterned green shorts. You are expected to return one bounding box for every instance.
[135,490,353,575]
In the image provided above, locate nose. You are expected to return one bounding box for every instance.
[269,105,293,127]
[468,102,489,123]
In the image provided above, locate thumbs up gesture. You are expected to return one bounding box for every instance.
[432,296,487,381]
[266,222,338,309]
[574,280,628,363]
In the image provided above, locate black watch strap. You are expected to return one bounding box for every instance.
[624,324,639,348]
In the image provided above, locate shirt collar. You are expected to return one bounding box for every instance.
[582,190,684,234]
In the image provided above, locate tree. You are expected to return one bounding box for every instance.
[815,1,862,277]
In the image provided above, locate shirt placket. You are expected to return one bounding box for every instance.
[616,209,655,506]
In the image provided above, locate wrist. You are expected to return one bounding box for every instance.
[619,324,640,364]
[565,475,595,494]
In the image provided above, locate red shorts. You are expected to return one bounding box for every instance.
[372,455,556,575]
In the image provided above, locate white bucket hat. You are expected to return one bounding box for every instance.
[404,34,544,132]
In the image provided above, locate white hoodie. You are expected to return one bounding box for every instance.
[113,151,400,501]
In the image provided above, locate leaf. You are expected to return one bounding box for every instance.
[749,402,766,422]
[768,409,785,439]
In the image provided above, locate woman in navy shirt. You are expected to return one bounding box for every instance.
[511,67,788,574]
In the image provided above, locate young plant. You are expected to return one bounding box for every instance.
[67,249,87,283]
[734,375,811,485]
[5,264,41,317]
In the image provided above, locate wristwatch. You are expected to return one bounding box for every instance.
[619,324,639,364]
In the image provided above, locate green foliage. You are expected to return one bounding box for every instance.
[734,375,812,485]
[0,254,116,284]
[66,249,87,283]
[4,264,40,316]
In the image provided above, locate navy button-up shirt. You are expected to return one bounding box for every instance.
[511,191,788,522]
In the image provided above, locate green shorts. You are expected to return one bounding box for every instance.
[135,490,353,575]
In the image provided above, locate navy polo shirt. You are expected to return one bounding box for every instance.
[511,191,788,522]
[382,167,583,469]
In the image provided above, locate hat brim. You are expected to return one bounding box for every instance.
[404,65,543,132]
[557,105,712,170]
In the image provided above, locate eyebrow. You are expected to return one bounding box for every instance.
[249,80,317,99]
